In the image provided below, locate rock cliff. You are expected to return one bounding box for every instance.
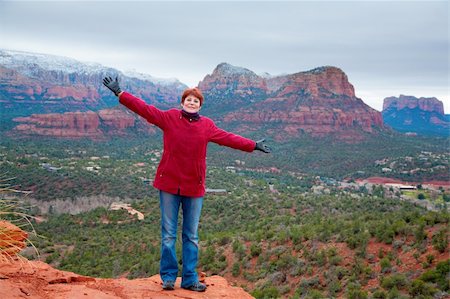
[2,49,385,140]
[10,108,156,139]
[0,49,186,111]
[382,95,449,136]
[383,95,444,114]
[200,64,383,140]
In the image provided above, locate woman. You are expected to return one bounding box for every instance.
[103,76,271,292]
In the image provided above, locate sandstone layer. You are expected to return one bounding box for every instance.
[0,259,253,299]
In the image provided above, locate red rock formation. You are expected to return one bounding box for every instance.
[0,259,253,299]
[98,109,135,129]
[199,63,268,93]
[0,61,185,107]
[274,66,355,98]
[382,95,449,136]
[3,58,385,140]
[383,95,445,114]
[0,221,28,259]
[45,85,99,102]
[10,107,158,139]
[0,66,44,99]
[205,66,383,139]
[13,111,102,138]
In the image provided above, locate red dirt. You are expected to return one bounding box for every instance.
[0,259,254,299]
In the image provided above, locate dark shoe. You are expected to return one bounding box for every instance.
[162,280,175,290]
[182,281,207,292]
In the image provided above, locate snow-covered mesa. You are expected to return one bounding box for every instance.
[0,48,182,86]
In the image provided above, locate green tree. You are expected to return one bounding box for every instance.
[431,228,448,253]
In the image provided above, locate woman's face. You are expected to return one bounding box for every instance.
[181,95,201,113]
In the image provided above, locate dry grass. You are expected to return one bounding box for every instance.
[0,175,39,262]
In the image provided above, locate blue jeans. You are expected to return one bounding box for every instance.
[159,190,203,287]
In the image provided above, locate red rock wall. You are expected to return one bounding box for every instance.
[383,95,445,114]
[201,66,383,139]
[11,109,152,139]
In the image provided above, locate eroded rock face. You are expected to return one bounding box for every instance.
[12,111,102,138]
[382,95,449,136]
[199,63,268,93]
[0,60,185,107]
[5,58,385,140]
[199,65,383,139]
[0,259,254,299]
[383,95,444,114]
[10,108,156,139]
[0,221,28,258]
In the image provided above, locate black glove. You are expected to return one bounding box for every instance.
[103,76,122,96]
[255,138,271,153]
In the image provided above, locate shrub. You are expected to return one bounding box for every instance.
[305,289,325,299]
[268,271,286,285]
[329,255,342,266]
[252,286,280,299]
[409,279,437,297]
[413,224,427,245]
[371,289,387,299]
[250,243,262,257]
[231,262,240,277]
[431,228,448,253]
[381,273,408,290]
[346,286,368,299]
[380,257,392,273]
[419,259,450,291]
[327,279,341,296]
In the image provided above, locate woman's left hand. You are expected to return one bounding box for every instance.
[255,138,271,153]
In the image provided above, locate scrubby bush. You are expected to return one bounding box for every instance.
[431,228,448,253]
[409,279,437,297]
[380,273,408,290]
[252,285,280,299]
[419,259,449,291]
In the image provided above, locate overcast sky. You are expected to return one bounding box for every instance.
[0,1,448,112]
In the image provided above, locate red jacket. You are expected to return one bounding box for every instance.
[119,92,256,197]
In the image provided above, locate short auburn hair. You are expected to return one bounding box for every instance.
[181,87,204,106]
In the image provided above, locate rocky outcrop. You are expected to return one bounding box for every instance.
[11,108,156,139]
[200,63,268,93]
[272,66,356,98]
[383,95,444,114]
[0,49,186,111]
[0,220,252,298]
[0,259,253,299]
[13,111,101,138]
[0,66,100,103]
[382,95,449,136]
[98,109,135,130]
[199,64,383,139]
[198,63,269,113]
[0,221,28,259]
[2,49,386,140]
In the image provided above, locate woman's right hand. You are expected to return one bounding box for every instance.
[103,76,122,96]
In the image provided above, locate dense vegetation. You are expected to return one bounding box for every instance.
[0,132,448,203]
[1,133,448,298]
[27,173,448,298]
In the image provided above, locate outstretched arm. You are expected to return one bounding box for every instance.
[209,126,256,152]
[209,124,271,154]
[103,76,167,128]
